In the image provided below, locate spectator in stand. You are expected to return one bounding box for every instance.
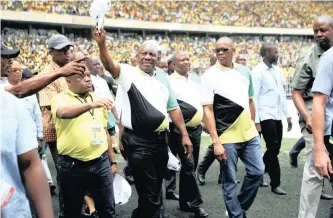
[2,1,332,28]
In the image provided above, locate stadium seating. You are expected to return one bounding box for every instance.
[1,0,332,28]
[1,27,312,79]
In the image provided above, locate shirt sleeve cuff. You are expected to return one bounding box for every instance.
[167,106,179,112]
[202,102,213,105]
[312,88,332,97]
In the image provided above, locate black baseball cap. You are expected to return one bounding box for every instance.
[1,43,20,59]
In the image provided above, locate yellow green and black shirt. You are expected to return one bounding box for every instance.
[201,62,257,144]
[169,72,203,128]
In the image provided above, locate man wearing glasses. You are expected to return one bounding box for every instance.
[38,34,73,216]
[202,37,264,218]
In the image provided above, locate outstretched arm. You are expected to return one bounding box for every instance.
[5,58,87,98]
[93,27,121,79]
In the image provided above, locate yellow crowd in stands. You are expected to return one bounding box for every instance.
[1,0,333,28]
[2,27,312,81]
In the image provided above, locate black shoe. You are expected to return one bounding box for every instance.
[123,166,135,185]
[49,184,56,196]
[180,204,192,212]
[272,186,286,195]
[290,152,298,168]
[84,208,99,218]
[197,172,205,185]
[321,191,333,200]
[166,192,179,200]
[194,208,209,218]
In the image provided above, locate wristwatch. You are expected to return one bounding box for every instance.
[110,160,117,166]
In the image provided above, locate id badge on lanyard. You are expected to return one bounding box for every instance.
[91,124,105,146]
[74,95,105,146]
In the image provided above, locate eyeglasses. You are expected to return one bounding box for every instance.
[215,47,234,53]
[51,46,73,53]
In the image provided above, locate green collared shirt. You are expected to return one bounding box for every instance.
[291,44,325,129]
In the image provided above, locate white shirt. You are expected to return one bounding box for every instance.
[116,64,178,132]
[168,72,203,127]
[252,61,289,123]
[1,90,37,218]
[91,74,114,101]
[5,82,43,138]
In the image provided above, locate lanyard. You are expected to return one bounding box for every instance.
[74,94,94,117]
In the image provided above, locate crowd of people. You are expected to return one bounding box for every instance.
[2,0,333,28]
[1,25,312,87]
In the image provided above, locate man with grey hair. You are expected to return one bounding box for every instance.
[93,27,193,218]
[292,15,333,218]
[235,54,247,67]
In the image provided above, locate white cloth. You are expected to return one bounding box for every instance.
[113,174,132,205]
[1,90,38,218]
[252,62,290,123]
[167,149,181,171]
[89,0,111,30]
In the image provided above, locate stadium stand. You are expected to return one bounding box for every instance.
[1,0,333,28]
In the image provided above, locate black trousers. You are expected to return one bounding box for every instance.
[261,119,283,189]
[57,152,115,218]
[169,124,203,209]
[122,128,169,218]
[197,143,218,177]
[47,141,65,217]
[290,136,305,157]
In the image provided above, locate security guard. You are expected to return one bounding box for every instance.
[292,15,333,218]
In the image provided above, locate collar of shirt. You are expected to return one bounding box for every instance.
[65,88,93,100]
[215,61,240,72]
[173,71,192,80]
[136,66,156,77]
[315,44,325,58]
[52,61,60,71]
[257,61,278,71]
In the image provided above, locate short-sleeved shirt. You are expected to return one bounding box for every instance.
[51,89,108,161]
[202,62,258,144]
[1,90,38,217]
[292,45,325,129]
[116,64,178,132]
[169,72,203,127]
[311,47,333,139]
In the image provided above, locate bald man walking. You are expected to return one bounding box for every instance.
[202,37,264,218]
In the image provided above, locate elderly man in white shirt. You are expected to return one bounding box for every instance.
[6,60,56,194]
[252,43,292,196]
